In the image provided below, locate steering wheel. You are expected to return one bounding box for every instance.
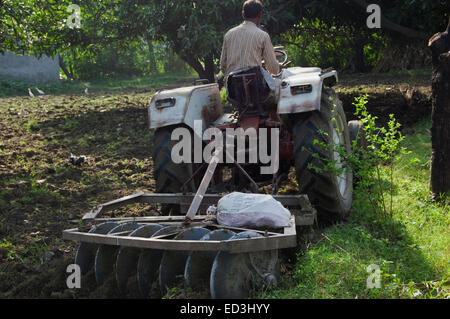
[274,48,288,66]
[262,47,289,77]
[273,48,289,77]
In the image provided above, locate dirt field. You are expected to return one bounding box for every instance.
[337,71,432,127]
[0,71,433,298]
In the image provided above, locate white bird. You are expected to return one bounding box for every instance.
[28,88,35,98]
[84,87,89,95]
[35,87,45,95]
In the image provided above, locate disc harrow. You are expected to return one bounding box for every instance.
[63,192,316,298]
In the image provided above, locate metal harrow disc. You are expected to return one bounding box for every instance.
[210,231,279,299]
[184,229,235,290]
[115,224,163,294]
[74,222,119,275]
[136,225,182,298]
[159,227,210,296]
[94,222,141,285]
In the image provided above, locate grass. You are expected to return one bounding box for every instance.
[0,77,84,97]
[86,72,197,91]
[0,72,197,97]
[262,116,449,299]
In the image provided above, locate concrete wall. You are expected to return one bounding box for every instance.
[0,51,60,83]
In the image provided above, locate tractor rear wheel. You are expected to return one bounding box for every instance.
[152,125,197,215]
[348,120,367,151]
[293,88,353,223]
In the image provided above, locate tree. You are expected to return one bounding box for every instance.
[0,1,304,79]
[428,18,450,199]
[110,0,304,82]
[303,0,449,72]
[0,0,122,79]
[1,0,448,80]
[0,0,72,55]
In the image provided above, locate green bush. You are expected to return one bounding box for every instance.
[61,41,193,80]
[278,18,385,70]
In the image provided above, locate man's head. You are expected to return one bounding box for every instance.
[242,0,263,25]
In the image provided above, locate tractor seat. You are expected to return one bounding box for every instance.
[226,66,275,110]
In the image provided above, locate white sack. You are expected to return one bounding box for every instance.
[216,192,291,228]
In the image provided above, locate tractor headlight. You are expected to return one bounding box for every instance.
[290,84,312,95]
[155,97,176,109]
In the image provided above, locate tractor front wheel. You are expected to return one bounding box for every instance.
[152,125,197,215]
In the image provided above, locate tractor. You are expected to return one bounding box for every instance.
[63,47,356,298]
[150,47,353,222]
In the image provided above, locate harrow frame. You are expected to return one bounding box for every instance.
[63,192,317,254]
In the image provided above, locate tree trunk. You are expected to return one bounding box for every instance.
[354,36,369,73]
[203,54,216,84]
[182,55,216,84]
[428,19,450,199]
[147,41,158,73]
[341,36,368,73]
[354,42,366,73]
[59,54,75,80]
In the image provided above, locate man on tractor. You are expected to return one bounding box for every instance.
[220,0,281,77]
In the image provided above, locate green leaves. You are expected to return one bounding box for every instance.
[3,0,446,81]
[351,94,410,222]
[0,0,75,56]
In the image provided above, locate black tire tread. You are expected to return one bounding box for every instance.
[152,126,196,214]
[293,88,352,223]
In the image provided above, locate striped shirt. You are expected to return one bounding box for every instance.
[220,20,280,76]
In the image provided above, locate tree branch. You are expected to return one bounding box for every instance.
[349,0,429,40]
[289,26,354,39]
[270,0,298,17]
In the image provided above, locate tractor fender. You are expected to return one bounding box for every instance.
[277,67,338,114]
[148,83,223,139]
